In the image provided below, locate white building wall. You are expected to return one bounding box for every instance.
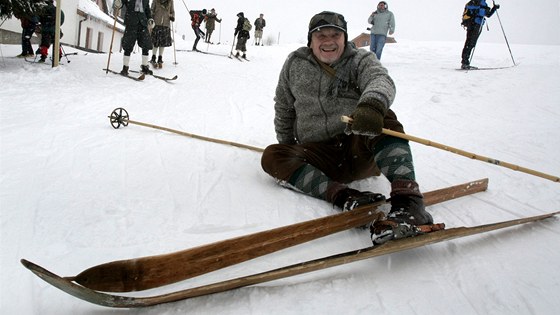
[1,0,123,53]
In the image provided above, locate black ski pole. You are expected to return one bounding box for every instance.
[493,2,516,65]
[60,44,71,63]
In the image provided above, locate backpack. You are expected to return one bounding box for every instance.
[190,10,204,26]
[242,18,252,31]
[461,0,479,27]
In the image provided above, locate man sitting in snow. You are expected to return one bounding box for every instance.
[261,11,432,231]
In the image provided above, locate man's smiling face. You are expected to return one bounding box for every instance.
[310,28,345,64]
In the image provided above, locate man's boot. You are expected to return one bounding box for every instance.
[120,65,129,75]
[387,179,433,225]
[140,64,153,75]
[157,55,163,69]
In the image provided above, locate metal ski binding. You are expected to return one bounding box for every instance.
[370,221,445,245]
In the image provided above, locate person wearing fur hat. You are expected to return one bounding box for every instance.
[261,11,432,238]
[368,1,395,60]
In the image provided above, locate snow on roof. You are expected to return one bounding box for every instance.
[78,0,124,31]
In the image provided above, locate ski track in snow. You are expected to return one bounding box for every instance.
[1,39,560,314]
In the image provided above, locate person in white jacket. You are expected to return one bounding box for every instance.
[367,1,395,60]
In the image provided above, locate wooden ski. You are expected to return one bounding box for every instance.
[21,209,558,308]
[21,179,488,293]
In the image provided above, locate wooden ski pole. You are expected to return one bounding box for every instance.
[341,116,559,183]
[53,0,62,67]
[179,0,190,12]
[108,108,263,153]
[105,7,120,74]
[128,119,263,152]
[229,34,237,57]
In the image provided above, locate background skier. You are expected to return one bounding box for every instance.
[150,0,175,69]
[460,0,500,69]
[367,1,395,60]
[113,0,154,75]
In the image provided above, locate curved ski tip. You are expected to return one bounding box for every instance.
[21,259,48,275]
[21,258,34,269]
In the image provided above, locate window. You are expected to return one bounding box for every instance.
[85,27,93,49]
[97,32,104,51]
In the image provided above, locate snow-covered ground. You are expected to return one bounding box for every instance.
[1,38,559,314]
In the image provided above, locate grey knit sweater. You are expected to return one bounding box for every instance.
[273,44,396,144]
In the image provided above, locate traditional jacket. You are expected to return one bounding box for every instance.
[122,0,152,27]
[254,17,266,31]
[274,44,396,144]
[151,0,174,28]
[205,13,221,31]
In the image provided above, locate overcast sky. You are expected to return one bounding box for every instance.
[173,0,559,46]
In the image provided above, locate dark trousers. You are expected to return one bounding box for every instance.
[461,24,482,65]
[261,110,404,184]
[122,20,153,56]
[39,32,53,57]
[192,26,204,49]
[21,26,35,55]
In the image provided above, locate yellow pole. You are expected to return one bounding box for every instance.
[53,0,62,67]
[340,116,559,183]
[105,7,120,73]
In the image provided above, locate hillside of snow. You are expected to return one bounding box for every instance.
[1,39,559,314]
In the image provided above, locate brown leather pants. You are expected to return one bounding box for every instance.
[261,110,404,184]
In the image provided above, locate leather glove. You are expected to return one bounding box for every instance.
[346,102,386,137]
[113,0,122,9]
[170,15,175,22]
[494,4,500,9]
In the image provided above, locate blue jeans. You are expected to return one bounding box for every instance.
[370,34,387,60]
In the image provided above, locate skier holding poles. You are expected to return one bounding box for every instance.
[460,0,500,69]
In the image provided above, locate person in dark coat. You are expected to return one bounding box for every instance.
[253,13,266,46]
[36,0,64,63]
[190,9,206,51]
[460,0,500,69]
[113,0,154,75]
[14,12,38,58]
[233,12,250,59]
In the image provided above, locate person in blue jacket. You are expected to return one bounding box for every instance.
[367,1,395,60]
[460,0,500,69]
